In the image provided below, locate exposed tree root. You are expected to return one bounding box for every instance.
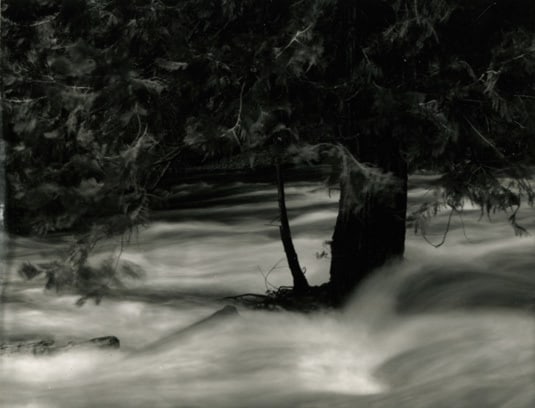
[224,284,334,313]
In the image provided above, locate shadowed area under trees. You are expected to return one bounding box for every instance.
[2,1,535,306]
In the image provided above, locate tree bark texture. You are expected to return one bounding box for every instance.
[328,137,408,303]
[327,0,408,303]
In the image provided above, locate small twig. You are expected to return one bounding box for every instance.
[475,2,497,21]
[114,235,125,271]
[275,24,313,59]
[152,146,182,166]
[148,160,173,192]
[257,266,277,291]
[186,20,202,43]
[464,116,505,159]
[223,293,270,300]
[2,13,59,27]
[30,14,58,26]
[344,88,361,102]
[264,215,281,227]
[4,97,47,104]
[226,82,246,146]
[134,105,144,140]
[421,206,456,248]
[413,0,421,23]
[257,257,287,291]
[509,205,530,236]
[455,208,473,243]
[515,94,535,100]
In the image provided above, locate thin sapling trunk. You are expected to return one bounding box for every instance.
[275,163,309,294]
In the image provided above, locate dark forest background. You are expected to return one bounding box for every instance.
[2,0,535,304]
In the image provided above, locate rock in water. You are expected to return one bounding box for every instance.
[0,339,55,356]
[86,336,120,349]
[0,336,120,356]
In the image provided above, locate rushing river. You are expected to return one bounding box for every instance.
[1,177,534,407]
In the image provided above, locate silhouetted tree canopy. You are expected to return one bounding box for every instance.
[3,0,534,298]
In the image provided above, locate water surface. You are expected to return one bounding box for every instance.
[1,180,534,407]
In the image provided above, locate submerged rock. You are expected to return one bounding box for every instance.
[86,335,120,350]
[0,336,120,356]
[0,339,55,356]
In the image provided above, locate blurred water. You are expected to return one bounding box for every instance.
[0,179,534,407]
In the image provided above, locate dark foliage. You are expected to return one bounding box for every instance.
[3,0,534,301]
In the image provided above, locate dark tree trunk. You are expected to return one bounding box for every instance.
[275,163,309,294]
[326,0,408,304]
[328,140,408,303]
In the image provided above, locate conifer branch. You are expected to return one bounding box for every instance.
[275,24,313,59]
[226,81,246,147]
[464,116,505,159]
